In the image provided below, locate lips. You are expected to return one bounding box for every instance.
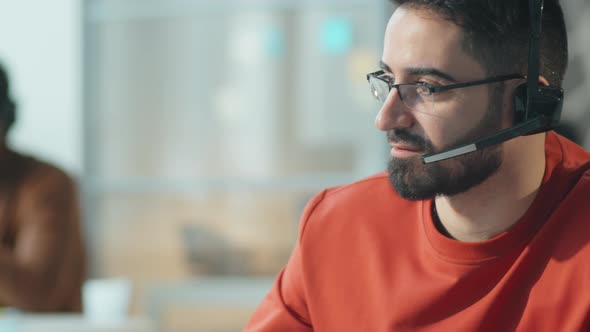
[387,130,426,152]
[390,142,421,152]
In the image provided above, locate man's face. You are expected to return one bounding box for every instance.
[377,6,507,200]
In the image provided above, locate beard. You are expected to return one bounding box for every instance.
[387,97,504,200]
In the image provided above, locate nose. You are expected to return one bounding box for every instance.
[375,88,414,132]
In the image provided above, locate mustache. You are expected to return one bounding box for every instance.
[387,129,429,150]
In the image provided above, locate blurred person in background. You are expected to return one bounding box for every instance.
[246,0,590,331]
[0,63,85,312]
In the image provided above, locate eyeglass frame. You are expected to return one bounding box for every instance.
[366,70,525,103]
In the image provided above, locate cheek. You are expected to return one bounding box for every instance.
[414,114,448,149]
[425,90,491,148]
[431,123,458,150]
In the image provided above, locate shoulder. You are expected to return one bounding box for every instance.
[546,156,590,237]
[325,172,395,198]
[542,132,590,200]
[299,172,417,238]
[546,171,590,262]
[550,131,590,173]
[310,172,395,208]
[2,151,80,225]
[9,152,77,201]
[303,172,397,218]
[563,170,590,207]
[24,157,74,189]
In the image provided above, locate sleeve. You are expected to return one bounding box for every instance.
[244,190,327,332]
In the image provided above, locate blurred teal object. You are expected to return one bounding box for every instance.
[0,313,21,332]
[321,17,353,55]
[266,29,285,58]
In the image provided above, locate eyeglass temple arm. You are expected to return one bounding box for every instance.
[432,74,525,93]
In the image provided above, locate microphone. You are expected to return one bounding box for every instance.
[421,116,549,164]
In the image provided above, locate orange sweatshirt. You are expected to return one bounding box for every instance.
[246,131,590,332]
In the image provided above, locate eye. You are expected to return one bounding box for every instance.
[379,74,395,84]
[415,83,433,96]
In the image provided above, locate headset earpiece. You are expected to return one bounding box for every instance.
[513,82,563,130]
[535,85,564,125]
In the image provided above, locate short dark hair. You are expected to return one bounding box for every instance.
[391,0,568,87]
[0,63,16,134]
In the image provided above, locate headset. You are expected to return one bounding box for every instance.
[422,0,564,164]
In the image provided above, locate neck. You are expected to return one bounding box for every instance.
[433,133,546,242]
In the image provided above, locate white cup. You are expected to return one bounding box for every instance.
[83,277,132,324]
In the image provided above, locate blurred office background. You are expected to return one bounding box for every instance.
[0,0,588,331]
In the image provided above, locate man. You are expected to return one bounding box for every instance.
[246,0,590,331]
[0,64,85,312]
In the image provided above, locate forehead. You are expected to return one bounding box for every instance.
[383,6,485,80]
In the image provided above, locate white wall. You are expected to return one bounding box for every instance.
[0,0,81,175]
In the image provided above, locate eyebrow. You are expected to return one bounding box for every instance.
[379,60,458,83]
[379,60,392,72]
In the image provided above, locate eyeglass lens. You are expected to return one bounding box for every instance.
[368,76,434,114]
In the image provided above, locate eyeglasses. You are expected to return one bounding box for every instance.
[366,70,524,114]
